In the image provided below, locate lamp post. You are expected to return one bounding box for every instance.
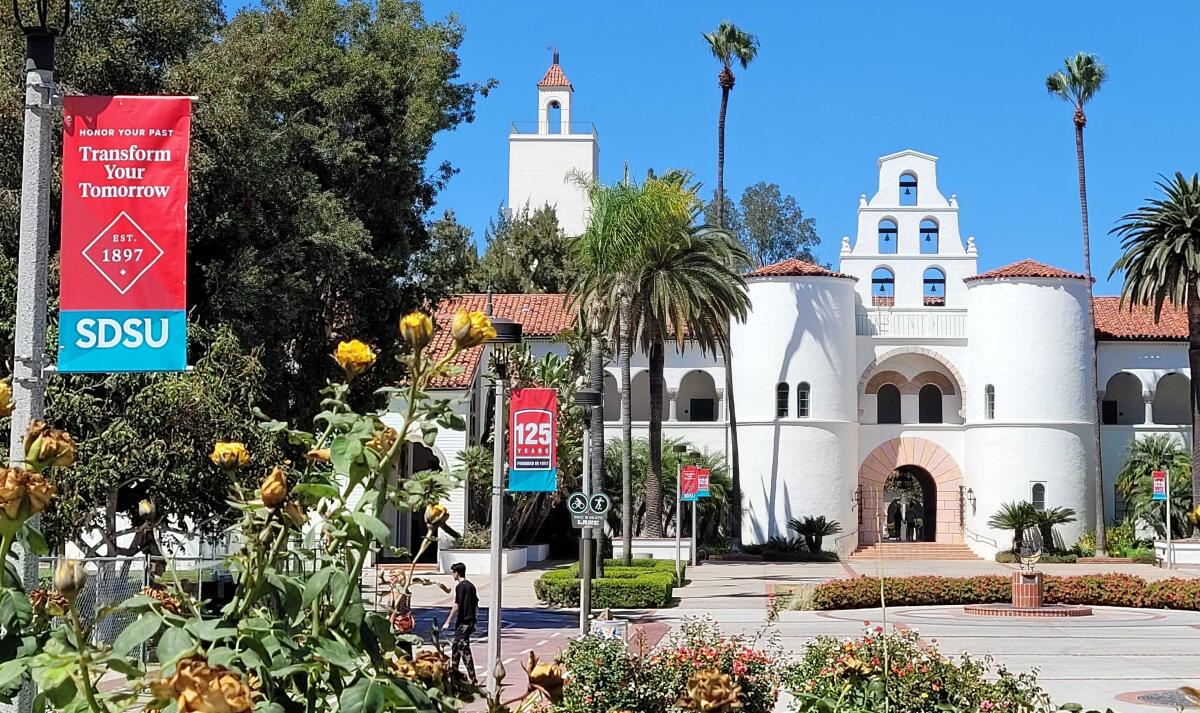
[486,316,522,695]
[10,5,68,711]
[672,443,687,582]
[573,387,602,634]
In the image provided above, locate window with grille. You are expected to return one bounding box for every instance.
[797,382,810,418]
[776,383,789,418]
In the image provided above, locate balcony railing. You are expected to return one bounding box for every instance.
[856,309,967,338]
[509,121,598,137]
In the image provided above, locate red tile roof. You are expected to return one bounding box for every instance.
[1092,296,1187,341]
[427,294,578,389]
[964,259,1088,282]
[748,258,857,280]
[537,64,572,89]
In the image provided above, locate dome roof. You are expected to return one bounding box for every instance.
[747,258,857,280]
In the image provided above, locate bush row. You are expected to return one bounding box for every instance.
[812,573,1200,611]
[995,551,1078,564]
[534,559,684,608]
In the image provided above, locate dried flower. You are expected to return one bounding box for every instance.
[54,559,88,601]
[305,448,331,463]
[450,310,495,348]
[399,312,434,351]
[679,669,742,712]
[0,380,12,418]
[524,652,564,702]
[23,421,75,470]
[261,466,287,508]
[413,650,447,684]
[210,442,249,470]
[368,427,399,455]
[29,588,68,617]
[333,340,376,381]
[142,586,183,615]
[392,655,418,680]
[0,467,56,529]
[152,656,255,713]
[283,500,308,528]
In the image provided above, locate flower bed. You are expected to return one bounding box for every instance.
[811,573,1200,610]
[534,559,683,608]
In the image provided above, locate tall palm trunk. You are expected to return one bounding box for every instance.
[646,337,666,537]
[589,319,605,575]
[1074,111,1108,556]
[715,70,732,226]
[619,291,634,563]
[1189,285,1200,506]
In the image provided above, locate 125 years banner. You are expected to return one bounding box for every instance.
[508,387,558,492]
[58,96,191,373]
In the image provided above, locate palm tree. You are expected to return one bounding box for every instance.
[1046,51,1109,555]
[703,21,758,552]
[1114,432,1193,539]
[787,516,843,553]
[1033,506,1077,552]
[625,172,752,536]
[988,501,1039,554]
[1111,174,1200,507]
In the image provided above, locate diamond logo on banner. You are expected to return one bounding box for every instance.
[81,211,165,294]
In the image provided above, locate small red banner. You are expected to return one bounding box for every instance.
[508,387,557,492]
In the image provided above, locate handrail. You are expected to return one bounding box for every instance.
[963,526,997,548]
[833,528,859,548]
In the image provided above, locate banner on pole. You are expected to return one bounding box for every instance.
[697,467,711,497]
[1152,470,1167,501]
[681,465,699,502]
[58,96,191,373]
[508,387,558,492]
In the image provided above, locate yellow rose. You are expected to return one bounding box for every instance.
[333,339,376,381]
[424,503,450,529]
[399,312,434,351]
[0,380,12,418]
[450,310,496,348]
[261,466,287,508]
[141,586,182,615]
[525,653,565,703]
[392,656,418,680]
[210,442,250,470]
[54,559,88,601]
[413,650,447,684]
[23,421,75,470]
[0,467,28,520]
[138,498,156,521]
[29,588,68,618]
[679,669,743,712]
[153,657,255,713]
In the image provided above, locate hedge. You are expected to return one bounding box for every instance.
[812,574,1200,611]
[534,559,684,608]
[995,551,1077,564]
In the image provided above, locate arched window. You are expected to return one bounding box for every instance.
[900,172,918,206]
[877,383,901,424]
[1153,373,1190,425]
[797,382,810,418]
[920,219,939,254]
[1101,372,1143,425]
[878,219,898,254]
[546,100,562,134]
[918,384,943,423]
[985,384,995,420]
[872,267,895,307]
[776,383,789,418]
[923,267,946,307]
[1031,483,1046,512]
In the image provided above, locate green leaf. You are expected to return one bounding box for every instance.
[0,590,32,629]
[330,435,364,476]
[111,613,161,656]
[339,678,385,713]
[32,662,72,692]
[187,618,237,642]
[293,483,340,501]
[0,659,27,691]
[155,627,195,665]
[206,646,237,669]
[98,655,143,678]
[350,512,391,545]
[303,567,334,607]
[314,639,357,670]
[18,527,48,556]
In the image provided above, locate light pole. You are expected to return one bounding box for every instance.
[486,316,522,695]
[672,443,687,582]
[573,387,602,635]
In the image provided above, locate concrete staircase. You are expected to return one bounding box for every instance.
[850,542,980,561]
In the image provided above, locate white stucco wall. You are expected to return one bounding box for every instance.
[507,134,596,237]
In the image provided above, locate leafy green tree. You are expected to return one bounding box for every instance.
[417,210,481,296]
[1034,506,1077,551]
[476,205,575,293]
[41,325,285,555]
[787,516,842,553]
[703,20,758,552]
[707,183,821,267]
[988,501,1039,553]
[1114,433,1193,538]
[1045,50,1109,554]
[1111,174,1200,504]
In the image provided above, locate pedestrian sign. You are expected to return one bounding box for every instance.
[590,493,611,515]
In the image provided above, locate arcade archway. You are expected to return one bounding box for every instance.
[858,437,963,545]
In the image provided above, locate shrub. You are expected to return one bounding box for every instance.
[557,634,674,713]
[1072,531,1096,557]
[995,551,1077,564]
[1127,547,1158,565]
[534,560,683,608]
[744,537,839,562]
[787,515,842,552]
[786,625,1054,712]
[450,522,490,549]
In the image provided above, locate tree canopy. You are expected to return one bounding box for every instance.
[706,183,821,268]
[476,204,575,293]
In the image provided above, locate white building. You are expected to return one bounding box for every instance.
[408,62,1191,561]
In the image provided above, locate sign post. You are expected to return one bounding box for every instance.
[1153,470,1172,569]
[58,96,192,373]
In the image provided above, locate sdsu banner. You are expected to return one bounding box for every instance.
[508,387,557,492]
[681,465,699,502]
[58,96,191,373]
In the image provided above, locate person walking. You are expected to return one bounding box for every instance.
[443,562,479,684]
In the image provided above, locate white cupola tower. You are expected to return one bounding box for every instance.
[507,49,599,237]
[839,150,978,309]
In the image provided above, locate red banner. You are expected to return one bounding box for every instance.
[58,96,191,373]
[697,467,711,497]
[681,465,699,501]
[508,387,558,492]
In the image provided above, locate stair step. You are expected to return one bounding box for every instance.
[850,543,981,561]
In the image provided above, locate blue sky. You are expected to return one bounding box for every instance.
[229,2,1199,293]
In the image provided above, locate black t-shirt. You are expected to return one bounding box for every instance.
[454,579,479,627]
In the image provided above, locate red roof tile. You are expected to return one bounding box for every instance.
[537,64,572,89]
[426,294,577,388]
[748,259,857,280]
[964,259,1088,282]
[1093,296,1187,341]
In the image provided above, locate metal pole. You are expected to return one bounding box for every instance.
[486,359,506,694]
[579,427,592,635]
[1165,468,1174,570]
[675,459,682,583]
[691,500,698,567]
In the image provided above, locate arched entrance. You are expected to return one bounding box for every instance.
[882,466,937,542]
[859,437,963,545]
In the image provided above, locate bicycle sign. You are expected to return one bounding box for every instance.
[568,490,609,528]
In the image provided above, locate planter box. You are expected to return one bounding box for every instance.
[611,537,692,562]
[1155,540,1200,566]
[439,547,528,575]
[526,543,549,562]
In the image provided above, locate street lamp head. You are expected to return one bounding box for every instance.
[12,0,70,71]
[488,316,523,345]
[574,387,602,408]
[688,451,701,462]
[671,444,687,454]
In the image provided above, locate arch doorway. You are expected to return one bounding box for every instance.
[882,466,936,542]
[858,437,963,545]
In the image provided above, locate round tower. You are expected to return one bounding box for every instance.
[964,260,1095,556]
[731,259,859,555]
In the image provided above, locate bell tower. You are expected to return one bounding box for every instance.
[507,49,599,237]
